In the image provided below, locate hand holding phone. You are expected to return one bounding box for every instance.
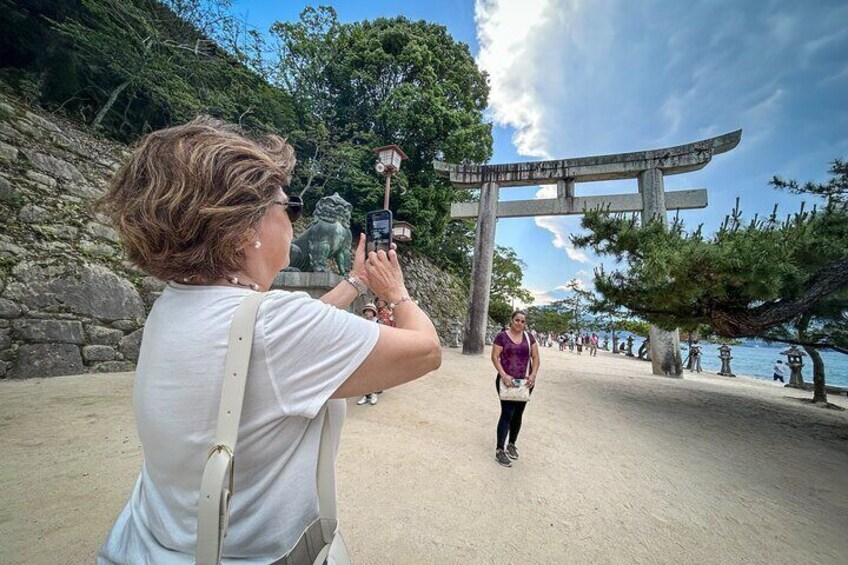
[365,209,393,255]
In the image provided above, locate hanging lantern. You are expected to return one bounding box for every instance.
[392,220,414,242]
[373,144,408,173]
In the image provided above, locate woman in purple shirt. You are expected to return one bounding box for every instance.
[491,310,540,467]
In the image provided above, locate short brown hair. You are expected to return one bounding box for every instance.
[96,116,296,281]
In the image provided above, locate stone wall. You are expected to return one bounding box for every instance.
[0,91,468,378]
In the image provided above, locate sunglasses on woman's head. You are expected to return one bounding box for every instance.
[273,195,303,221]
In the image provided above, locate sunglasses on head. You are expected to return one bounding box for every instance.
[272,195,303,221]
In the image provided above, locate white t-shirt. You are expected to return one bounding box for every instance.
[98,283,380,564]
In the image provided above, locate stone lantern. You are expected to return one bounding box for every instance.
[781,345,807,388]
[373,144,409,210]
[625,335,635,357]
[717,344,735,377]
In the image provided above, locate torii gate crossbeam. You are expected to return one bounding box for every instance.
[435,130,741,377]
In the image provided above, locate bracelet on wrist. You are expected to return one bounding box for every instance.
[344,275,367,296]
[388,294,412,309]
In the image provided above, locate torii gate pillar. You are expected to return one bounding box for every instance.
[463,180,499,354]
[638,168,682,376]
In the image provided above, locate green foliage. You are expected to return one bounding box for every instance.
[618,319,651,337]
[572,161,847,354]
[433,219,475,281]
[573,170,848,340]
[771,159,847,206]
[490,245,532,307]
[525,304,574,333]
[573,162,848,403]
[488,299,513,328]
[1,1,494,271]
[267,7,493,266]
[1,0,296,140]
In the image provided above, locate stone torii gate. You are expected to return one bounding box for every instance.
[435,130,741,376]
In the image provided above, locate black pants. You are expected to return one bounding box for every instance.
[495,375,532,450]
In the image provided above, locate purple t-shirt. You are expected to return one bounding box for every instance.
[494,331,536,379]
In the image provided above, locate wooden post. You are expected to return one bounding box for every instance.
[383,173,392,210]
[463,180,500,355]
[638,168,683,377]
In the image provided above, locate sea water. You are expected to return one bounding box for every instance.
[616,335,848,388]
[694,342,848,388]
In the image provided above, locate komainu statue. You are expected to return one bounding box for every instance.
[286,192,353,275]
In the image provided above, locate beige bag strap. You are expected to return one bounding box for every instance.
[196,292,266,565]
[317,405,338,522]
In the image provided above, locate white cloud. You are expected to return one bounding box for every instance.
[474,0,556,158]
[534,216,590,263]
[516,287,558,308]
[475,0,848,297]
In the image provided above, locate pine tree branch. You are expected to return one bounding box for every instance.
[708,256,848,337]
[760,335,848,355]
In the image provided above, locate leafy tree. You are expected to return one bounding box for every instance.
[266,7,493,264]
[573,162,848,404]
[488,299,513,328]
[491,246,533,307]
[557,279,593,331]
[526,303,574,334]
[486,245,533,325]
[435,219,476,282]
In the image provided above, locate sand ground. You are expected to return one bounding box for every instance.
[1,347,847,565]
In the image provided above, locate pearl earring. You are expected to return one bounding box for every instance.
[254,240,262,249]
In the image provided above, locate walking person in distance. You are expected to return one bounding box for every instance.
[773,359,787,383]
[491,311,540,468]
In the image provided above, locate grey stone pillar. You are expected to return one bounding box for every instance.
[638,168,682,377]
[463,180,500,355]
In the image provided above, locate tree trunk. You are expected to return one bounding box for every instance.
[92,81,131,130]
[802,345,828,404]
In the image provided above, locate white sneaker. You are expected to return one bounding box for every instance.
[369,393,378,406]
[356,396,368,406]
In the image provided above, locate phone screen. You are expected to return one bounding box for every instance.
[366,210,392,254]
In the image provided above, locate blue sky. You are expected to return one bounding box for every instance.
[234,0,848,306]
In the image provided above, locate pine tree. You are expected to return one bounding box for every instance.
[572,161,847,404]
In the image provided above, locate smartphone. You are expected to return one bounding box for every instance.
[365,209,393,254]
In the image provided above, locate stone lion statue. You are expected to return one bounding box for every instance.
[286,192,353,275]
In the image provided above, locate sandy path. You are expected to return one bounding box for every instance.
[1,347,847,564]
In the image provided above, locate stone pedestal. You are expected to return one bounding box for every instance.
[717,345,736,377]
[272,271,369,314]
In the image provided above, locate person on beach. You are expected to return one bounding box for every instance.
[590,333,599,356]
[576,333,584,354]
[94,117,441,564]
[491,311,540,468]
[357,303,381,406]
[773,359,787,383]
[690,341,703,373]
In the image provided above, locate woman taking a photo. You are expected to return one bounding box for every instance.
[96,116,441,563]
[491,311,540,468]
